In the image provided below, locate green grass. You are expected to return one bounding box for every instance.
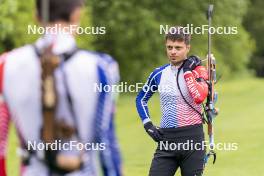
[7,78,264,175]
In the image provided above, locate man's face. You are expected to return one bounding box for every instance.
[165,39,190,66]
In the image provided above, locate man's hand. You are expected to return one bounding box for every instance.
[192,66,209,81]
[144,122,163,142]
[183,55,202,72]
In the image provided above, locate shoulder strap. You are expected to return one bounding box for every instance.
[176,63,205,120]
[32,44,79,62]
[32,44,81,139]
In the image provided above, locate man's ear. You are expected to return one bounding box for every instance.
[186,44,191,53]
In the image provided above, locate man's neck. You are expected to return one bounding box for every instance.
[41,21,78,36]
[171,61,183,67]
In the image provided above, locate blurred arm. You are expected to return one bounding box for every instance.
[96,56,123,176]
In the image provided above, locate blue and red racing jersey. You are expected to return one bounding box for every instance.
[136,63,208,128]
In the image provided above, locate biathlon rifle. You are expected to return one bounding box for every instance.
[204,4,219,165]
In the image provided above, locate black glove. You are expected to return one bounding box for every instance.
[183,55,202,72]
[144,122,163,142]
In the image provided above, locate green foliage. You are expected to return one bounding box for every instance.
[75,6,95,50]
[243,0,264,77]
[0,0,38,52]
[89,0,165,83]
[0,0,93,53]
[90,0,253,83]
[0,0,257,82]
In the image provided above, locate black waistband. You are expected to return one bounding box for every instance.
[160,124,204,140]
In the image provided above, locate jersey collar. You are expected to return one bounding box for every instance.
[35,33,77,55]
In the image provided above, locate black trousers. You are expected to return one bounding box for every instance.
[149,124,205,176]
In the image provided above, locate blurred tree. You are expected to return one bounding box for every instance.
[89,0,164,83]
[0,0,40,52]
[0,0,93,52]
[243,0,264,77]
[0,0,256,82]
[90,0,254,83]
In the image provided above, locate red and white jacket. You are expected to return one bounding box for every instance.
[0,53,9,176]
[0,33,122,176]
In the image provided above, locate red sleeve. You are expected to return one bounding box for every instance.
[0,53,10,176]
[183,66,208,104]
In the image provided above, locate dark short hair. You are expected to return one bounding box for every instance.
[165,26,191,45]
[36,0,84,22]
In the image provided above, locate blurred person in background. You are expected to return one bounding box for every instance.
[0,0,122,175]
